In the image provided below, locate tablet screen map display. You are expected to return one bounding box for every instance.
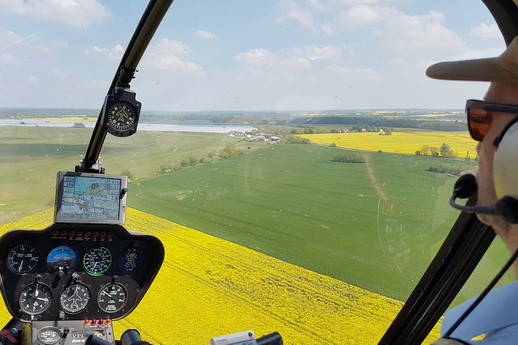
[59,176,121,221]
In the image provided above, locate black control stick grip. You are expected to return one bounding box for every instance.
[257,332,283,345]
[121,329,151,345]
[85,335,112,345]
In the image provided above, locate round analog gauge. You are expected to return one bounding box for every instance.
[83,247,112,275]
[97,283,127,313]
[59,283,91,314]
[19,283,52,315]
[46,246,77,274]
[106,101,137,131]
[37,327,62,345]
[7,244,39,274]
[118,247,145,274]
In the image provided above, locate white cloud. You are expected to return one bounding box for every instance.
[386,11,467,53]
[0,53,19,64]
[277,2,468,57]
[142,38,205,76]
[0,0,111,27]
[335,5,396,30]
[49,69,69,79]
[276,0,319,31]
[284,45,343,61]
[196,30,217,39]
[85,45,124,63]
[471,23,500,39]
[155,38,192,56]
[327,64,381,81]
[26,75,39,83]
[235,48,278,65]
[0,30,25,51]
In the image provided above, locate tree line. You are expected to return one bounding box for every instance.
[415,143,461,158]
[289,116,467,131]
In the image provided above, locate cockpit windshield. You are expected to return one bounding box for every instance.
[0,1,514,344]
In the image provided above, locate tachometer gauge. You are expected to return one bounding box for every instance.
[19,283,52,315]
[83,247,112,275]
[7,244,39,274]
[97,283,127,313]
[37,327,62,345]
[46,246,77,274]
[60,283,91,314]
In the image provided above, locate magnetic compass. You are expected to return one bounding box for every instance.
[102,87,141,137]
[106,101,137,132]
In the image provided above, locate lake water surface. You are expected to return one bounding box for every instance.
[0,120,256,133]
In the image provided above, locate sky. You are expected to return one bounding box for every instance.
[0,0,508,111]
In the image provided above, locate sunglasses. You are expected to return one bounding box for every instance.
[466,99,518,142]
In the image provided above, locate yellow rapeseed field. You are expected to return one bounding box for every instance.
[299,130,477,158]
[0,209,441,344]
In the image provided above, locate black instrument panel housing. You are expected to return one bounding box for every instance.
[0,223,164,322]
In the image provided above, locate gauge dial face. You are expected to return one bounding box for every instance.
[97,283,127,313]
[19,283,52,315]
[37,327,62,345]
[106,101,137,131]
[46,246,77,273]
[118,247,145,274]
[83,247,112,275]
[60,283,91,314]
[7,244,39,274]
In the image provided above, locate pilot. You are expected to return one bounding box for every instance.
[427,37,518,344]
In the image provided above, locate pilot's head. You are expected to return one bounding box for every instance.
[427,37,518,249]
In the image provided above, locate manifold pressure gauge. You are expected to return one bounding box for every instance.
[102,87,141,137]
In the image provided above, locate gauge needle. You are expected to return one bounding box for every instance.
[18,261,23,272]
[101,290,112,298]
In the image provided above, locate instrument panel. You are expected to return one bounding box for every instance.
[0,223,164,322]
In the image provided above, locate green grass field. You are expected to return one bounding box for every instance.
[0,126,263,223]
[128,144,469,300]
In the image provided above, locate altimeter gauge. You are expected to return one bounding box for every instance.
[102,87,141,137]
[19,283,52,315]
[7,244,39,274]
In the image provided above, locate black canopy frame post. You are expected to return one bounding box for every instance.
[78,0,175,173]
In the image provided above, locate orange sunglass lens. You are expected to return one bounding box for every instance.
[468,109,490,141]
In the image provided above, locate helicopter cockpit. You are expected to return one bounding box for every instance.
[2,0,518,344]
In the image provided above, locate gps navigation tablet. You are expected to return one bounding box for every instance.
[54,171,128,224]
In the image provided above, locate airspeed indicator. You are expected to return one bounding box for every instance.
[83,247,112,275]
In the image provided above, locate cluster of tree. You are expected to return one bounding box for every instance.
[427,163,476,176]
[284,135,310,144]
[289,128,328,134]
[289,116,466,131]
[332,152,366,163]
[159,145,243,175]
[415,143,458,158]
